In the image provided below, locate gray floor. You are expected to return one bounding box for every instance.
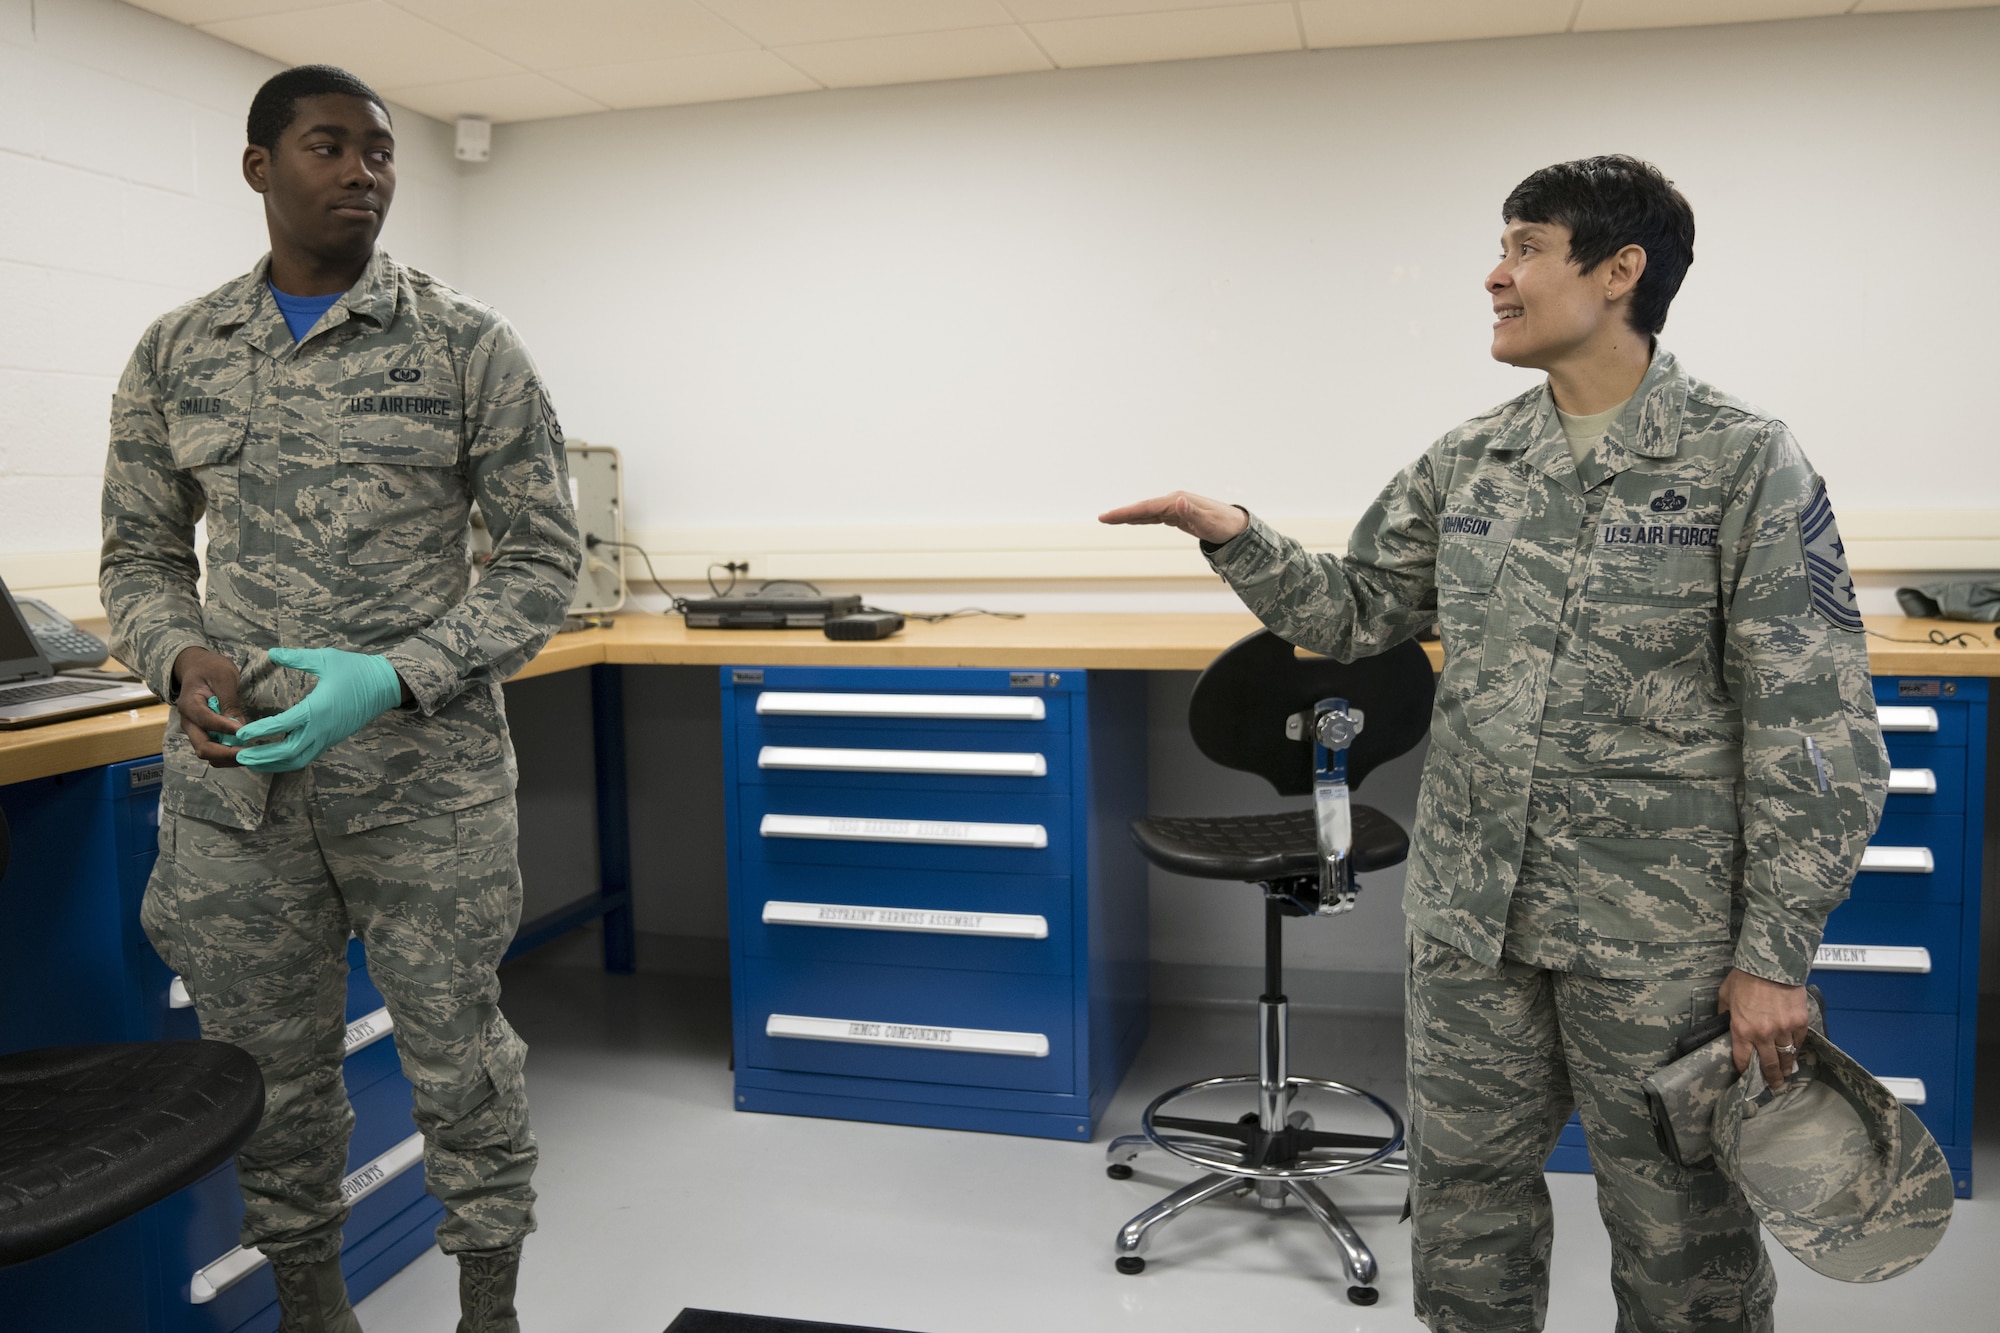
[356,963,2000,1332]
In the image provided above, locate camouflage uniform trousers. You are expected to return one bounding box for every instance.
[140,768,537,1264]
[1406,929,1775,1333]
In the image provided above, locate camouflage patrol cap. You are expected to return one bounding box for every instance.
[1712,1029,1952,1282]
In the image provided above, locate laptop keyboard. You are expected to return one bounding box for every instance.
[0,678,109,703]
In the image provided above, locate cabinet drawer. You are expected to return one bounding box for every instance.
[740,788,1071,876]
[1873,699,1968,750]
[1821,1009,1959,1148]
[736,864,1072,976]
[737,724,1071,796]
[741,957,1074,1094]
[1846,813,1965,905]
[1809,902,1964,1013]
[1883,752,1966,817]
[737,686,1070,741]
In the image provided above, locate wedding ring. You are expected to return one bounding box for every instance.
[1775,1044,1797,1055]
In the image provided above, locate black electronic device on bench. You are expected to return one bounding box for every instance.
[682,592,864,629]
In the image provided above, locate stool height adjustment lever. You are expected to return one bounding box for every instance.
[1311,698,1362,916]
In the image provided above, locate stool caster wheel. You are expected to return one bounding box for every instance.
[1347,1286,1378,1306]
[1107,1163,1134,1180]
[1116,1256,1146,1276]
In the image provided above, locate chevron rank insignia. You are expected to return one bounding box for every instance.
[1800,481,1862,631]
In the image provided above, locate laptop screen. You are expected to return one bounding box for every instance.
[0,578,53,680]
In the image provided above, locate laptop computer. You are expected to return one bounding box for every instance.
[0,577,157,727]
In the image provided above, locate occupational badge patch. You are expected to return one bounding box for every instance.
[1800,481,1862,631]
[1648,486,1691,513]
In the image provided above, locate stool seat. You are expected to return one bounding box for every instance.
[1131,806,1409,882]
[0,1041,264,1265]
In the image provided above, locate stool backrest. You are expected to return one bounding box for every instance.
[1188,631,1434,796]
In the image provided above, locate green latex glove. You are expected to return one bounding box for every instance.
[235,647,404,772]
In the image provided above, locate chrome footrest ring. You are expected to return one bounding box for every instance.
[1138,1074,1405,1181]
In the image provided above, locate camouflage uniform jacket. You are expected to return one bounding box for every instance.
[100,250,581,836]
[1206,351,1887,984]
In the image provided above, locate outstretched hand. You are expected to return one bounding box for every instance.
[1098,492,1249,546]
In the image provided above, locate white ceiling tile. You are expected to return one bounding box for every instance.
[199,2,522,88]
[1299,0,1577,49]
[550,50,820,110]
[777,25,1052,89]
[1001,0,1285,19]
[124,1,343,23]
[699,0,1017,47]
[1029,3,1303,69]
[1573,1,1851,32]
[397,0,756,70]
[380,72,606,124]
[1851,0,2000,10]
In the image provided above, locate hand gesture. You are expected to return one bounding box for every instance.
[1098,492,1249,546]
[171,646,248,768]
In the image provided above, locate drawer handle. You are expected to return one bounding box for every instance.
[1887,768,1937,796]
[1859,846,1933,874]
[345,1007,395,1055]
[1877,706,1939,733]
[763,900,1049,939]
[766,1013,1049,1057]
[168,976,192,1009]
[757,691,1045,721]
[760,813,1047,849]
[1875,1076,1926,1106]
[189,1132,424,1303]
[1811,944,1931,974]
[759,745,1047,777]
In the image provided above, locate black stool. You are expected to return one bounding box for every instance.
[0,803,265,1267]
[1105,630,1434,1305]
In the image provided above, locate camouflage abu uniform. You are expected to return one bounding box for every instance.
[99,250,580,1264]
[1206,350,1887,1331]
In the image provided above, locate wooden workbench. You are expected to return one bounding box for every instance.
[5,613,1996,788]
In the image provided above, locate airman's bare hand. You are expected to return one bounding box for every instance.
[171,645,247,768]
[1097,492,1249,546]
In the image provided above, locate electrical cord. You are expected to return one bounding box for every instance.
[578,538,1027,623]
[1865,627,2000,647]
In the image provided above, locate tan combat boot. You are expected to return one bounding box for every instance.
[455,1244,522,1333]
[271,1255,363,1333]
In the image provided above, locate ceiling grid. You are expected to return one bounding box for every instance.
[121,0,1989,124]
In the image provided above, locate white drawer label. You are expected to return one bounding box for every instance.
[1877,706,1939,733]
[1859,845,1933,874]
[760,813,1047,849]
[189,1133,423,1303]
[1876,1076,1926,1106]
[763,900,1048,939]
[766,1013,1048,1057]
[1887,768,1937,796]
[757,691,1045,721]
[758,746,1046,777]
[344,1007,395,1055]
[1811,944,1931,974]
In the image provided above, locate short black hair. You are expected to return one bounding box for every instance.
[247,65,389,150]
[1502,155,1695,337]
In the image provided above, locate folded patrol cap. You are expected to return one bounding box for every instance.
[1711,1028,1953,1282]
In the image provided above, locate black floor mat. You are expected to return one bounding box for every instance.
[667,1312,922,1333]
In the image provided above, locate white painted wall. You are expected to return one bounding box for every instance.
[456,8,2000,561]
[0,0,460,575]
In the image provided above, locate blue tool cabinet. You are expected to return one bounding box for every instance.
[720,665,1149,1141]
[1548,677,1985,1197]
[0,756,442,1332]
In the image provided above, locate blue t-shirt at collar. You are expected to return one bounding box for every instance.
[267,284,344,342]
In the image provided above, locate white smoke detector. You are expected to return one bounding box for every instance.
[454,116,491,162]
